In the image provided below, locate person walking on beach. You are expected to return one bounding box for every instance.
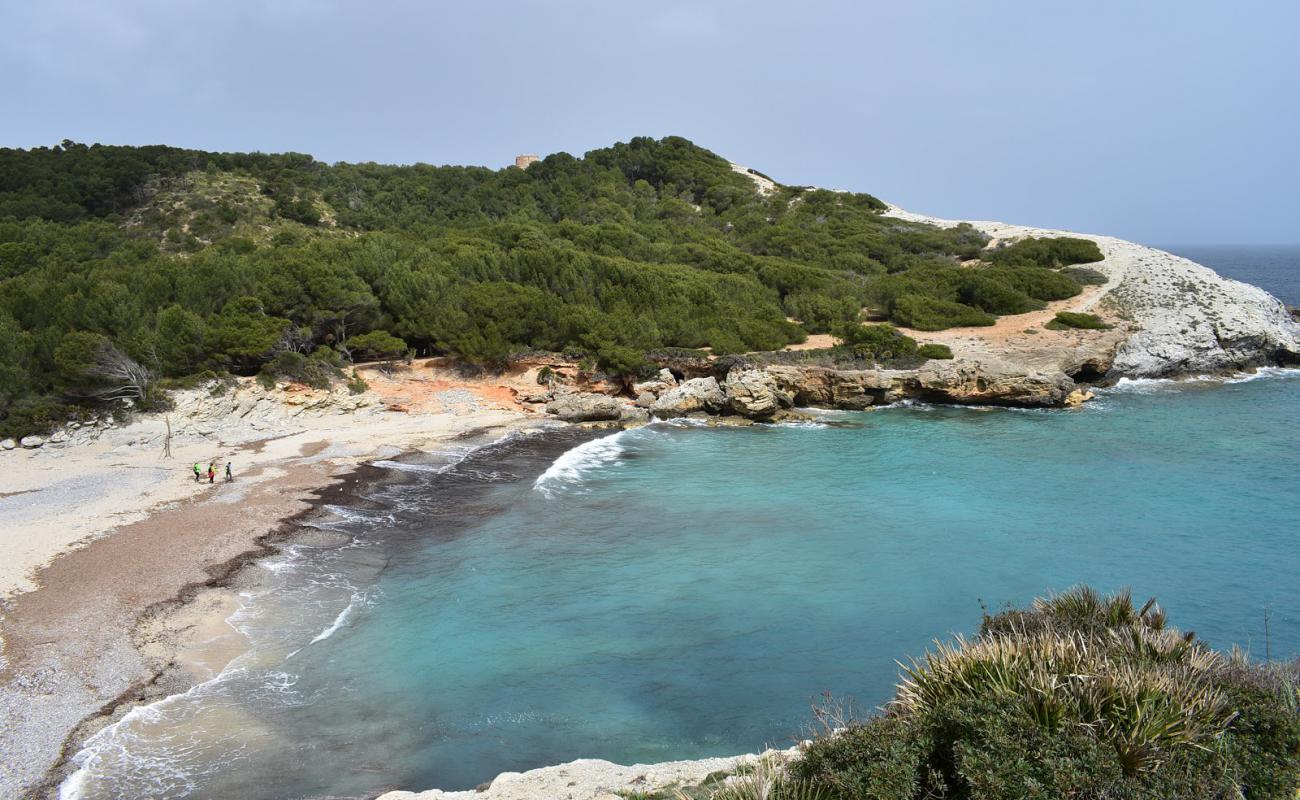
[208,462,216,484]
[225,462,233,482]
[193,462,202,483]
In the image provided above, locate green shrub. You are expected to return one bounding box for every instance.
[1061,265,1108,285]
[0,396,72,439]
[986,236,1104,268]
[346,330,408,361]
[832,323,919,362]
[260,348,342,389]
[784,588,1300,800]
[783,292,861,334]
[346,370,368,394]
[917,343,953,360]
[956,273,1042,315]
[980,266,1082,302]
[791,715,926,800]
[1046,311,1111,330]
[889,295,995,331]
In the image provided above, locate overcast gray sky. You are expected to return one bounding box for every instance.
[2,0,1297,244]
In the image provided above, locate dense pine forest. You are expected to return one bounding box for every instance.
[0,136,1103,437]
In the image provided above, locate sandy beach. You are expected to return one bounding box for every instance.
[0,360,547,798]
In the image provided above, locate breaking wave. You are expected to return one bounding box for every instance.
[532,431,629,498]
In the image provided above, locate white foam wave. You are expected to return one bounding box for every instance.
[58,650,245,799]
[653,416,712,428]
[59,502,387,796]
[1104,367,1300,395]
[308,590,366,645]
[532,432,628,498]
[1104,376,1183,394]
[371,459,449,473]
[1223,366,1300,384]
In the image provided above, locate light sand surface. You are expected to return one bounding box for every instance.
[0,359,539,599]
[0,362,547,797]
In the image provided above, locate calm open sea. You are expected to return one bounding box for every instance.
[63,247,1300,799]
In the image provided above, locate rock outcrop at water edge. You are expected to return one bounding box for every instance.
[651,376,728,418]
[724,368,793,419]
[377,748,799,800]
[545,393,624,423]
[884,204,1300,380]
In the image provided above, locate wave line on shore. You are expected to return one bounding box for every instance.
[532,431,629,498]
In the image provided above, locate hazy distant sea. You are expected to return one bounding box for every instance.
[1160,244,1300,305]
[63,246,1300,799]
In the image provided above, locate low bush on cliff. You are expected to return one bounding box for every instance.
[917,343,953,360]
[784,588,1300,800]
[832,322,918,361]
[889,295,995,331]
[986,236,1104,269]
[1046,311,1111,330]
[1061,265,1108,285]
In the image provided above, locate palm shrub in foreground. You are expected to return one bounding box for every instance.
[786,588,1300,799]
[672,756,831,800]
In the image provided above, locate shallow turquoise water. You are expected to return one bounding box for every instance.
[64,246,1300,798]
[64,372,1300,799]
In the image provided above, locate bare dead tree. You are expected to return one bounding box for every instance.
[162,415,173,460]
[84,341,156,404]
[274,326,315,355]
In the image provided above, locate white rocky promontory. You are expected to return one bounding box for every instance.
[883,205,1300,379]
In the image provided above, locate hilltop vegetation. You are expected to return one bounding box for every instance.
[0,137,1102,436]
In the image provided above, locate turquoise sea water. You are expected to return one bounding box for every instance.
[63,248,1300,799]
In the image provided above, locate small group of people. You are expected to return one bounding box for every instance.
[193,460,233,484]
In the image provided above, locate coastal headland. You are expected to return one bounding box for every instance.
[1,203,1297,798]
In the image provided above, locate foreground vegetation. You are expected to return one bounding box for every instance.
[673,589,1300,800]
[1,137,1102,437]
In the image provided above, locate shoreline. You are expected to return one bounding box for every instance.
[1,214,1296,796]
[47,457,407,797]
[3,369,1298,798]
[0,362,543,798]
[43,422,596,799]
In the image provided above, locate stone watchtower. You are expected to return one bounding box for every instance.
[514,154,540,169]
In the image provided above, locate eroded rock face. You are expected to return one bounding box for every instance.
[545,393,624,423]
[651,377,726,418]
[1105,257,1300,377]
[913,359,1077,407]
[884,203,1300,379]
[631,369,678,399]
[723,369,792,419]
[762,365,899,409]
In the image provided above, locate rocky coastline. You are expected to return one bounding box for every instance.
[525,210,1300,426]
[2,211,1297,800]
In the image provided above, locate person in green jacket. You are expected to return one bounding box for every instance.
[193,462,202,483]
